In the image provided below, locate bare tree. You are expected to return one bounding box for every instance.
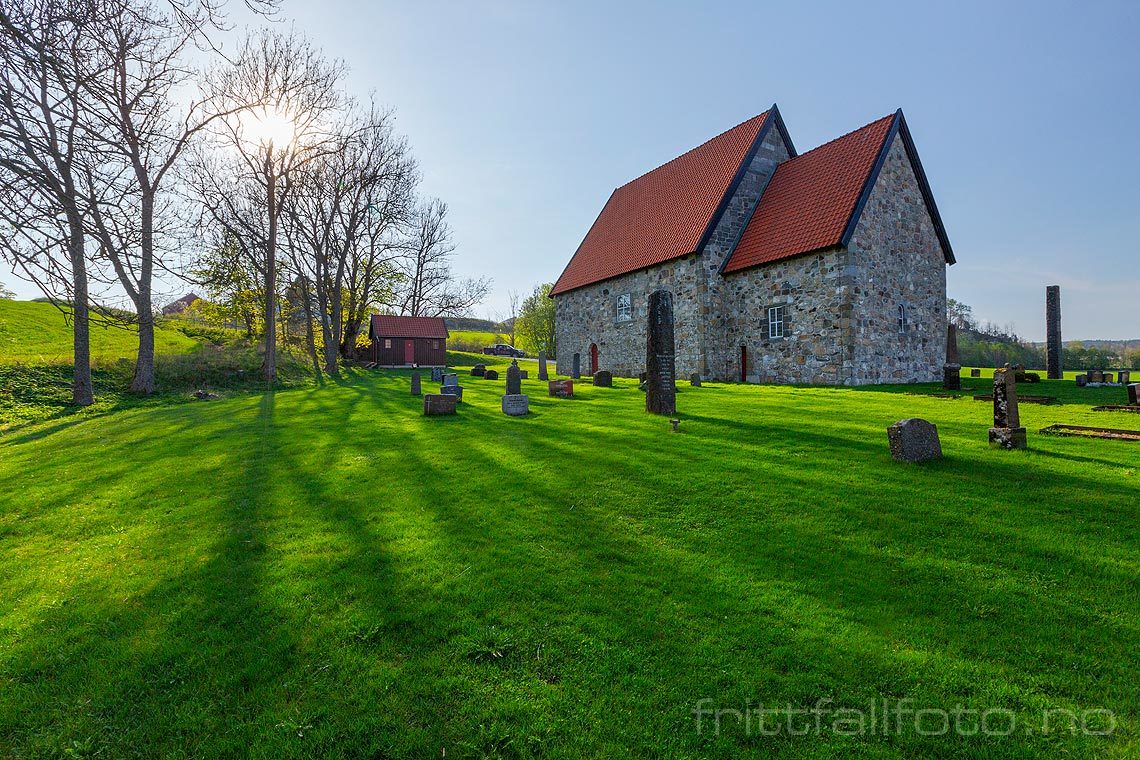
[203,28,345,382]
[396,198,490,318]
[0,0,112,405]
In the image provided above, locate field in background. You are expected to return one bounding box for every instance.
[0,351,1136,757]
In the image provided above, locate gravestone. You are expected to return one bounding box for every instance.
[942,325,961,390]
[431,366,443,383]
[970,368,981,378]
[484,369,499,380]
[442,373,458,388]
[988,365,1027,449]
[519,370,529,380]
[501,394,529,416]
[506,360,522,395]
[471,364,486,377]
[410,372,421,396]
[548,379,573,398]
[1118,370,1131,385]
[645,290,677,415]
[1104,372,1115,384]
[423,394,457,416]
[887,418,943,462]
[538,351,549,381]
[571,353,581,379]
[439,384,463,402]
[1088,369,1105,384]
[1075,374,1087,387]
[1046,285,1062,379]
[1129,384,1139,406]
[592,370,612,387]
[689,373,702,387]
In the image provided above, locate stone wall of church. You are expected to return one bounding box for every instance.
[844,133,947,384]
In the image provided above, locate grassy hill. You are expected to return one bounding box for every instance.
[0,356,1135,757]
[0,299,199,364]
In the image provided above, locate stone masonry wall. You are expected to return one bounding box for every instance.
[554,124,792,379]
[845,133,947,384]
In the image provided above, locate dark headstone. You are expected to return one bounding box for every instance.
[1016,371,1040,384]
[592,370,612,387]
[1117,370,1130,385]
[501,393,529,416]
[571,352,581,379]
[1088,369,1105,384]
[942,324,961,390]
[519,370,529,380]
[410,372,421,396]
[423,393,457,416]
[689,373,701,387]
[970,368,981,377]
[1046,285,1062,379]
[1075,374,1087,387]
[538,351,549,381]
[548,379,573,398]
[1104,372,1114,384]
[989,366,1027,449]
[945,324,960,365]
[645,289,676,415]
[506,360,522,395]
[887,418,943,462]
[439,384,463,402]
[1129,384,1139,406]
[431,366,443,383]
[484,369,499,380]
[471,364,486,377]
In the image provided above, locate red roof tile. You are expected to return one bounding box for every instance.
[369,314,449,339]
[723,113,896,273]
[550,111,771,295]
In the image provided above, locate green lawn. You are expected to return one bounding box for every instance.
[0,359,1137,758]
[0,300,200,364]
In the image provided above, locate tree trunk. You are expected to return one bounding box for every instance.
[68,220,94,406]
[302,284,322,379]
[262,167,278,383]
[130,193,156,394]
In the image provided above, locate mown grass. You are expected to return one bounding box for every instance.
[0,354,1136,758]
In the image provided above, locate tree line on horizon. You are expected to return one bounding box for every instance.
[0,0,489,406]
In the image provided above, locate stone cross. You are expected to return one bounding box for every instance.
[571,352,581,379]
[942,324,961,390]
[506,360,522,395]
[988,365,1027,449]
[645,289,677,415]
[1046,285,1062,379]
[410,371,421,396]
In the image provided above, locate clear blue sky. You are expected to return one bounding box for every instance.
[5,0,1138,340]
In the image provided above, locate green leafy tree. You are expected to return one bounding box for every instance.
[515,283,555,356]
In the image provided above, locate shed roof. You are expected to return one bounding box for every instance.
[369,314,449,339]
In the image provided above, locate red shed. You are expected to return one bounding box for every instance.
[366,315,449,366]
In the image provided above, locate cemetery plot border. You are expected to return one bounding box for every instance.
[1040,424,1140,442]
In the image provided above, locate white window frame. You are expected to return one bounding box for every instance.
[383,338,392,349]
[898,304,909,334]
[616,293,632,322]
[767,305,785,339]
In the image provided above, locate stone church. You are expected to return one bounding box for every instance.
[551,104,955,385]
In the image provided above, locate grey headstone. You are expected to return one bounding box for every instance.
[592,370,612,387]
[1118,370,1131,385]
[1088,369,1105,384]
[689,373,701,387]
[410,372,421,396]
[439,385,463,402]
[506,360,522,395]
[1129,384,1139,405]
[423,393,457,416]
[431,366,443,383]
[645,290,676,415]
[442,373,458,388]
[887,418,943,462]
[1046,285,1062,379]
[571,352,581,379]
[1075,374,1087,387]
[942,325,961,390]
[989,365,1026,449]
[519,369,529,380]
[538,351,549,381]
[970,368,981,377]
[484,369,499,380]
[501,393,529,416]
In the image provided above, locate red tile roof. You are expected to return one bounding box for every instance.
[369,314,449,339]
[723,113,896,273]
[550,111,771,295]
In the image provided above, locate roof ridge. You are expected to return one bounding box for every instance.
[780,112,895,164]
[612,111,770,192]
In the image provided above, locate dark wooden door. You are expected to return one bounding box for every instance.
[590,344,599,374]
[740,345,747,382]
[404,339,415,364]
